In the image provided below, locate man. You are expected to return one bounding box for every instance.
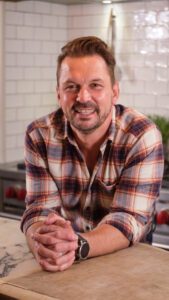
[21,36,164,272]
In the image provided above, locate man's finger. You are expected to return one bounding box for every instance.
[52,241,78,253]
[35,225,77,241]
[32,232,60,245]
[39,259,60,272]
[39,250,75,272]
[57,250,75,271]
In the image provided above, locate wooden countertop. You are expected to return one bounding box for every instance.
[0,217,169,300]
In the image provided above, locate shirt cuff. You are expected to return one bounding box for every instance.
[97,212,146,244]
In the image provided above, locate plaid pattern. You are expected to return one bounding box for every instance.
[21,105,164,243]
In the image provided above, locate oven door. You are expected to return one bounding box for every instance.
[0,178,26,219]
[152,188,169,250]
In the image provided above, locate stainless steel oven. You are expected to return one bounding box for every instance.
[152,162,169,250]
[152,187,169,250]
[0,161,26,219]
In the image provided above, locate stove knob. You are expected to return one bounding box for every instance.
[16,188,26,201]
[5,187,16,198]
[156,210,169,225]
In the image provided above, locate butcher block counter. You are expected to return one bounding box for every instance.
[0,217,169,300]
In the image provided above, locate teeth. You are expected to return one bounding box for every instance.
[76,108,95,114]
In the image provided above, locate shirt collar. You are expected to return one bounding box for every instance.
[107,106,116,142]
[50,108,68,140]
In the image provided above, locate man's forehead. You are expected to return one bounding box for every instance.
[59,55,109,74]
[58,55,112,85]
[61,55,107,66]
[60,60,71,72]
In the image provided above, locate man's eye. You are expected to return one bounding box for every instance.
[90,83,102,89]
[65,84,78,91]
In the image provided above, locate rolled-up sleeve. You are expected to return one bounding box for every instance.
[20,128,62,234]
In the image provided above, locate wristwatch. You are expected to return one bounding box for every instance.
[75,234,90,261]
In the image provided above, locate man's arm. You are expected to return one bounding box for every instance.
[76,125,164,259]
[31,213,129,270]
[80,223,129,258]
[95,126,164,246]
[22,128,79,271]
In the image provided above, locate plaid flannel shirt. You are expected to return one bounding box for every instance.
[21,105,164,243]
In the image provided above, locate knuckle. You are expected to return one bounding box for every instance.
[55,257,61,266]
[51,252,57,261]
[54,244,61,252]
[38,247,45,257]
[45,236,53,244]
[54,230,62,239]
[37,244,42,253]
[70,241,77,250]
[69,250,75,260]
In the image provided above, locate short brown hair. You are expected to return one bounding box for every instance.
[57,36,116,86]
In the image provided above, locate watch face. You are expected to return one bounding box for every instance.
[76,235,90,261]
[81,241,90,259]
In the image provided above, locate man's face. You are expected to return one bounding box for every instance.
[57,55,119,134]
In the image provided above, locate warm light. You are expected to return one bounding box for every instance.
[102,0,112,4]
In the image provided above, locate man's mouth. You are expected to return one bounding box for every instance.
[73,102,98,116]
[74,108,96,115]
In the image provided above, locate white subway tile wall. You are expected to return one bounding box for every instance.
[67,0,169,117]
[4,0,67,162]
[3,0,169,162]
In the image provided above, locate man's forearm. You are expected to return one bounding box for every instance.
[81,223,130,258]
[25,219,129,263]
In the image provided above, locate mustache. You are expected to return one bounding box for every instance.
[72,101,99,112]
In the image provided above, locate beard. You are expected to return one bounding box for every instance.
[65,101,112,134]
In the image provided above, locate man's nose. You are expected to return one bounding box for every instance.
[76,87,91,103]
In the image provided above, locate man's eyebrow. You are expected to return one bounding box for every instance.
[90,78,103,82]
[62,78,103,85]
[63,80,77,85]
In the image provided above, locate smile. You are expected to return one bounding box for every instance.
[74,108,95,115]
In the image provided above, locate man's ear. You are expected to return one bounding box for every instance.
[112,81,119,105]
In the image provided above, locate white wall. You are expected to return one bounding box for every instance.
[67,0,169,116]
[4,0,67,162]
[2,0,169,163]
[0,1,5,163]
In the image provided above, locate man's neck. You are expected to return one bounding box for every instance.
[71,115,112,174]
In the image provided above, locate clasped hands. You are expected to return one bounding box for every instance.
[32,213,78,272]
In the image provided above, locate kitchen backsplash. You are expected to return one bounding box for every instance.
[1,0,169,162]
